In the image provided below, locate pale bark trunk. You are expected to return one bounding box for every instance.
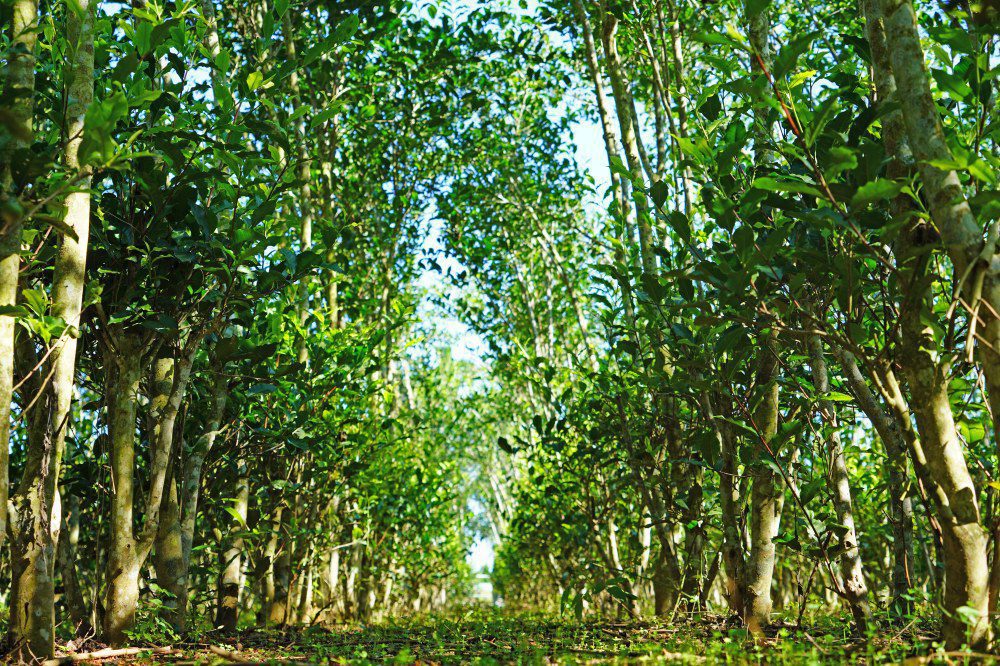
[703,389,745,615]
[571,0,628,221]
[743,334,781,634]
[808,335,871,631]
[745,0,773,163]
[282,11,313,365]
[571,0,642,342]
[57,495,91,635]
[663,0,695,217]
[865,0,991,647]
[102,347,143,646]
[267,523,291,626]
[215,462,248,632]
[151,359,185,630]
[600,11,655,279]
[835,347,914,614]
[898,288,989,648]
[102,332,202,644]
[153,482,184,628]
[7,1,93,656]
[0,0,39,561]
[165,370,228,630]
[260,505,282,623]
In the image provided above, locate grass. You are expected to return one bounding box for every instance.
[52,609,1000,665]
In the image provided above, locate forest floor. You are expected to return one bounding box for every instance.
[39,611,997,665]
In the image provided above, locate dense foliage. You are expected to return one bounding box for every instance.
[2,0,1000,661]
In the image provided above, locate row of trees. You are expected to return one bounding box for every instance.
[452,0,1000,652]
[0,0,572,660]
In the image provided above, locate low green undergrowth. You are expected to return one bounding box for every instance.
[81,609,1000,664]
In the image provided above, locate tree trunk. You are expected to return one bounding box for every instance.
[7,1,93,656]
[835,347,914,615]
[162,369,228,631]
[865,0,992,648]
[57,495,91,635]
[102,348,144,645]
[267,527,291,626]
[599,11,655,278]
[651,546,681,617]
[743,334,781,634]
[216,461,248,632]
[151,359,186,631]
[704,390,745,615]
[808,334,871,632]
[0,0,39,563]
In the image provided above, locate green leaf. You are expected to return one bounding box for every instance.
[667,211,691,243]
[609,155,632,180]
[22,288,47,316]
[223,505,248,529]
[246,71,265,91]
[799,478,825,506]
[850,179,903,208]
[752,176,823,199]
[605,584,637,602]
[650,180,669,209]
[332,14,360,44]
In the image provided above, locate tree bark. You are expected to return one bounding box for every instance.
[7,1,94,656]
[743,333,781,634]
[808,334,871,632]
[0,0,39,562]
[57,495,91,635]
[864,0,992,647]
[600,10,655,279]
[216,460,248,632]
[834,347,914,615]
[102,332,203,644]
[102,346,144,646]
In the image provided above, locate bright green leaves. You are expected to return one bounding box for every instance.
[333,14,361,44]
[246,71,270,92]
[79,91,128,166]
[850,179,903,209]
[752,175,823,199]
[772,31,819,80]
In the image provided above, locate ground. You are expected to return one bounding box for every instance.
[34,611,1000,665]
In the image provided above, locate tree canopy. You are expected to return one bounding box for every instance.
[2,0,1000,661]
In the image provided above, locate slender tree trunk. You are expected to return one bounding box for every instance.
[282,11,313,365]
[743,334,781,634]
[57,495,91,635]
[216,461,248,632]
[600,10,655,278]
[663,0,695,216]
[159,370,228,631]
[102,347,144,646]
[0,0,39,562]
[102,331,202,644]
[153,481,184,628]
[703,389,745,615]
[864,0,991,647]
[808,335,871,632]
[651,542,682,617]
[151,359,186,631]
[267,521,291,626]
[835,347,914,615]
[7,2,94,656]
